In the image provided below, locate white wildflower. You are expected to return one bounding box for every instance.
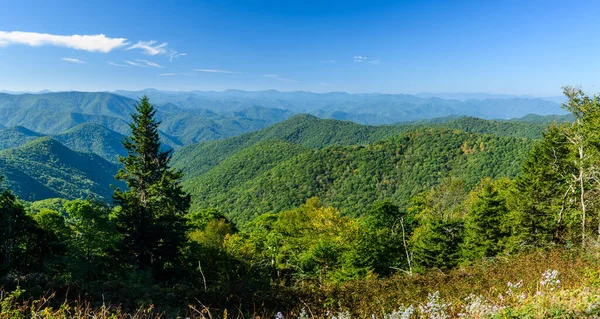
[419,291,450,319]
[540,269,560,291]
[384,305,415,319]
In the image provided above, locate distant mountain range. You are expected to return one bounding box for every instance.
[114,89,567,124]
[0,91,294,149]
[415,92,566,104]
[0,89,573,203]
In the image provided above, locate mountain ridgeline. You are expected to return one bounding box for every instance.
[115,89,566,124]
[0,91,295,149]
[173,116,534,225]
[0,91,569,207]
[0,109,563,206]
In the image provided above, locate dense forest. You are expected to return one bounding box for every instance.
[3,87,600,318]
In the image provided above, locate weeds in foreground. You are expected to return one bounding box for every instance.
[3,249,600,318]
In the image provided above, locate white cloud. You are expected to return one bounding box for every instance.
[127,40,167,55]
[135,59,163,68]
[262,74,298,83]
[354,56,368,62]
[0,31,128,53]
[124,60,146,67]
[107,61,129,67]
[195,69,239,74]
[127,41,186,62]
[368,59,381,65]
[160,73,177,76]
[61,57,85,64]
[320,60,336,64]
[167,51,186,62]
[124,59,163,68]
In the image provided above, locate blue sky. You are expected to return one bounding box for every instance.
[0,0,599,95]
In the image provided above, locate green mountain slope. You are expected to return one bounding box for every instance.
[0,126,43,150]
[0,92,294,147]
[172,114,556,178]
[183,128,532,225]
[54,123,127,163]
[0,137,120,201]
[0,92,135,134]
[172,114,406,177]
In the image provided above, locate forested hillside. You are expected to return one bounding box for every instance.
[0,92,294,149]
[0,111,557,203]
[53,123,127,163]
[0,137,119,200]
[181,128,532,224]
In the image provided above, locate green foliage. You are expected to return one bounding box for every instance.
[54,123,128,163]
[0,137,120,201]
[408,179,469,270]
[113,96,191,280]
[411,219,465,270]
[1,89,596,314]
[510,125,574,249]
[0,126,42,150]
[461,180,509,260]
[0,179,49,275]
[226,198,366,284]
[63,199,116,282]
[182,127,531,225]
[356,202,415,275]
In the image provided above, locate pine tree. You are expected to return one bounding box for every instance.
[512,125,574,248]
[113,96,191,280]
[461,182,508,260]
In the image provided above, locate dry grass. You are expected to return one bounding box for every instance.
[3,249,600,318]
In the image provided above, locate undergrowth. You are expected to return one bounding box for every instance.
[3,248,600,318]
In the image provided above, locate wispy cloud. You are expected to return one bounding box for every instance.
[0,31,128,53]
[368,59,381,65]
[127,40,186,62]
[61,57,85,64]
[167,51,186,62]
[320,60,336,64]
[107,61,129,67]
[262,74,298,83]
[127,40,167,55]
[135,59,163,68]
[354,55,368,63]
[124,59,163,68]
[195,68,239,74]
[160,73,177,76]
[124,60,146,67]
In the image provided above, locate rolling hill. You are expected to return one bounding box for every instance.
[180,128,533,225]
[0,126,43,150]
[0,137,120,201]
[172,115,542,225]
[0,92,295,148]
[53,123,128,163]
[172,113,561,179]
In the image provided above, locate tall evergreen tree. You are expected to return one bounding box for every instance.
[113,96,191,280]
[512,125,574,248]
[461,181,508,260]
